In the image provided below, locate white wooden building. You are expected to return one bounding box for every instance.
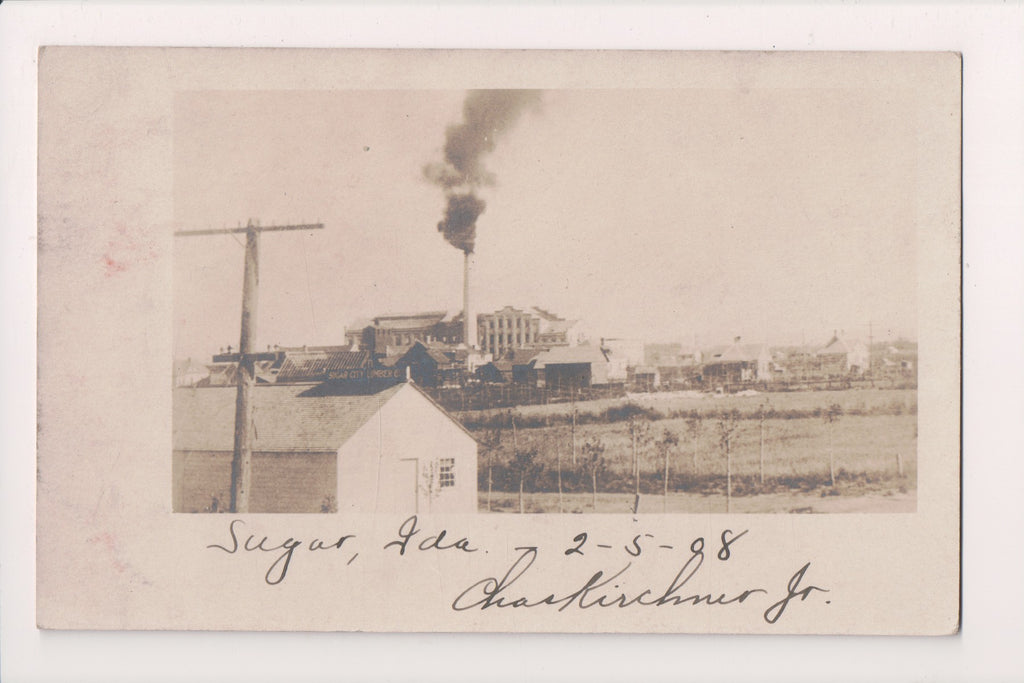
[173,381,478,514]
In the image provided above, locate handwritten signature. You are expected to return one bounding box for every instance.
[452,545,828,624]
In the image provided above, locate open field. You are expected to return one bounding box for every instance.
[465,388,917,513]
[464,387,917,426]
[480,489,916,514]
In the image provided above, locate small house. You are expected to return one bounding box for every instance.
[816,334,870,376]
[173,381,478,514]
[702,338,772,386]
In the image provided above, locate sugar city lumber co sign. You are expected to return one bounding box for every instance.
[324,368,406,382]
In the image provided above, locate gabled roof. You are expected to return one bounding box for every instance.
[276,351,373,383]
[173,383,405,453]
[707,343,769,364]
[507,348,545,366]
[377,354,403,368]
[533,344,608,368]
[397,341,457,366]
[817,336,864,356]
[404,382,479,443]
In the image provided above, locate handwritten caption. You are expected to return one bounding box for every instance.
[207,516,829,625]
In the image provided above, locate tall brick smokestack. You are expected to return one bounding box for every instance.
[423,90,541,350]
[463,252,476,349]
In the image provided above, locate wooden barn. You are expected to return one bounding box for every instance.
[532,344,615,388]
[172,382,478,514]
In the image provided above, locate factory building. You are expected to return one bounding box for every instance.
[345,311,463,354]
[476,306,583,357]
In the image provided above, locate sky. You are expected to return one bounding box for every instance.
[173,86,919,361]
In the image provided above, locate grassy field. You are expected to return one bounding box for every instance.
[465,387,917,425]
[480,489,916,514]
[466,388,917,513]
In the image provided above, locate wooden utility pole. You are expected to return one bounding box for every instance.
[175,220,324,513]
[570,378,577,467]
[512,413,523,515]
[631,421,640,514]
[759,404,766,486]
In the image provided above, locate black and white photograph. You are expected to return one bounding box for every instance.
[173,85,924,516]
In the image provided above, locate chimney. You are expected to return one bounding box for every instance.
[463,252,477,349]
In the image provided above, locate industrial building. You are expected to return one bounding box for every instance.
[476,306,582,357]
[344,311,463,353]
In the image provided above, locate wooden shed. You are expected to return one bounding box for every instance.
[172,382,478,514]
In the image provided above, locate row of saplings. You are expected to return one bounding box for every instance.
[477,404,850,514]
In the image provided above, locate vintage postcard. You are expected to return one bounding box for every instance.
[36,48,960,633]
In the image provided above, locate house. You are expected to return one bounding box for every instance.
[816,334,870,376]
[702,338,772,386]
[507,348,546,384]
[172,382,478,514]
[643,343,702,387]
[392,341,461,387]
[474,361,507,384]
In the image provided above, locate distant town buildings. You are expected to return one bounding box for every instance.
[179,309,916,397]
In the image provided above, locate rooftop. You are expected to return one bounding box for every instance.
[173,383,405,453]
[275,351,373,383]
[533,344,608,368]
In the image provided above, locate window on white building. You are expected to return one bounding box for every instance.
[439,458,455,488]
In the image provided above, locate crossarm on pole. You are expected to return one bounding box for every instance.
[174,223,324,237]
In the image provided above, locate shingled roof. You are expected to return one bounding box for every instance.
[173,383,404,453]
[275,351,373,383]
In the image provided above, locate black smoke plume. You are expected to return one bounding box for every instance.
[425,90,541,254]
